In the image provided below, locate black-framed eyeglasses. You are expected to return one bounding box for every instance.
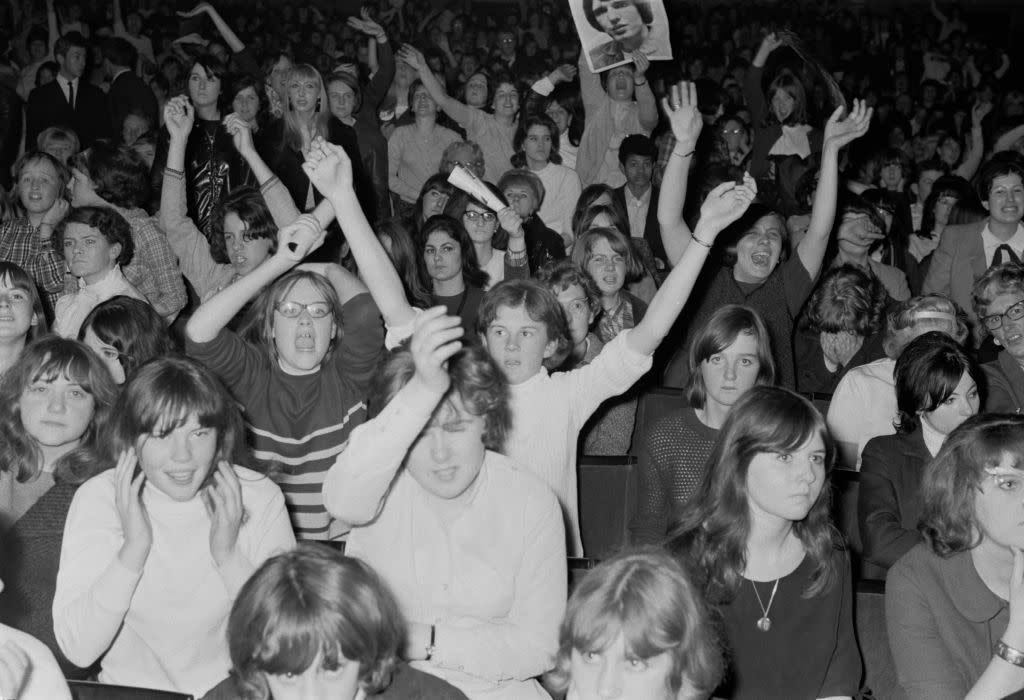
[274,301,332,318]
[982,299,1024,330]
[463,211,497,223]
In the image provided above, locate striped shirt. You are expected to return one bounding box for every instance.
[186,293,384,539]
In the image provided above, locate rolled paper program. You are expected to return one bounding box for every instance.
[447,165,507,212]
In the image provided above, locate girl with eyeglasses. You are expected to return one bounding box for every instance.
[444,188,529,291]
[974,263,1024,414]
[185,209,385,542]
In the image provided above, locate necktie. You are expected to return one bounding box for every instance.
[67,80,75,110]
[993,244,1020,267]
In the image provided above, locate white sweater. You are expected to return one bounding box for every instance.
[535,162,582,239]
[506,330,651,556]
[324,379,566,700]
[53,466,296,696]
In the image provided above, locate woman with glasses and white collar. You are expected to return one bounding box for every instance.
[974,263,1024,413]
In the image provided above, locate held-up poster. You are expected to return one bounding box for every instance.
[569,0,673,73]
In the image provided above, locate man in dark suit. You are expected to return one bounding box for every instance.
[923,156,1024,344]
[25,32,110,150]
[611,133,667,272]
[103,37,157,141]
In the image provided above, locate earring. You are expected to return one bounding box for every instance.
[315,97,321,111]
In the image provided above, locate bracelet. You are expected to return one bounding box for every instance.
[633,78,648,86]
[995,639,1024,667]
[672,148,695,159]
[424,624,436,660]
[691,235,713,249]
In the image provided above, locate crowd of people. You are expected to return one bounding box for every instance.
[1,0,1024,697]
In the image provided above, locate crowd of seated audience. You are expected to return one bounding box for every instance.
[1,0,1024,697]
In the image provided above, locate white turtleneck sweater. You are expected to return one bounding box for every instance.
[53,466,295,697]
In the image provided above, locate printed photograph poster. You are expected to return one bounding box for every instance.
[569,0,673,73]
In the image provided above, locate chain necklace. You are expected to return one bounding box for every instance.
[751,578,780,632]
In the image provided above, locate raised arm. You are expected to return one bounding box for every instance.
[631,52,658,132]
[397,44,471,126]
[185,215,326,343]
[177,1,245,53]
[224,113,276,186]
[745,33,785,124]
[348,10,394,106]
[955,102,990,181]
[577,49,606,117]
[323,307,461,525]
[112,0,125,35]
[656,81,703,266]
[796,99,872,280]
[628,175,758,356]
[302,138,417,330]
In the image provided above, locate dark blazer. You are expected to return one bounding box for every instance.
[611,184,667,268]
[921,219,987,339]
[25,79,110,149]
[108,69,157,137]
[858,430,930,578]
[983,350,1024,413]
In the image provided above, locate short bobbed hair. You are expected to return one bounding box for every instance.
[894,331,980,434]
[477,279,573,369]
[972,262,1024,324]
[208,187,278,265]
[766,68,808,126]
[920,413,1024,557]
[229,545,405,699]
[0,336,117,484]
[103,355,248,472]
[70,141,151,209]
[0,262,48,342]
[670,386,838,604]
[686,305,775,410]
[804,264,887,336]
[975,157,1024,203]
[496,169,546,209]
[571,227,644,284]
[882,294,968,359]
[55,206,135,268]
[79,296,174,381]
[546,548,723,698]
[368,339,510,453]
[511,114,562,168]
[583,0,653,33]
[536,259,602,317]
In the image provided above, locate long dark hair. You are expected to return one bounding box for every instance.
[669,386,839,604]
[418,215,490,290]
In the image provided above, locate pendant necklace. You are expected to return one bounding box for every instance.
[751,578,780,632]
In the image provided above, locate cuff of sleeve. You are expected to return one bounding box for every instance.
[531,76,555,97]
[384,307,422,350]
[506,247,528,265]
[164,167,185,180]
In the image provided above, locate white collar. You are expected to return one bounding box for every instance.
[981,221,1024,252]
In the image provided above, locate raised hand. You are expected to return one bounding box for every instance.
[397,44,426,72]
[347,8,386,41]
[823,99,872,152]
[497,207,524,238]
[972,100,993,127]
[660,81,702,152]
[164,96,195,141]
[0,641,29,700]
[698,173,758,236]
[223,112,254,155]
[202,462,244,567]
[302,137,354,197]
[631,51,650,79]
[114,448,152,573]
[277,214,326,262]
[410,306,464,395]
[177,1,212,17]
[549,64,578,84]
[40,196,70,232]
[759,32,785,55]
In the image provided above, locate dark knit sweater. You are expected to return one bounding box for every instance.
[0,482,96,679]
[629,406,719,545]
[663,254,814,390]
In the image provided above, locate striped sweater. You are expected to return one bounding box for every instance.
[186,293,384,539]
